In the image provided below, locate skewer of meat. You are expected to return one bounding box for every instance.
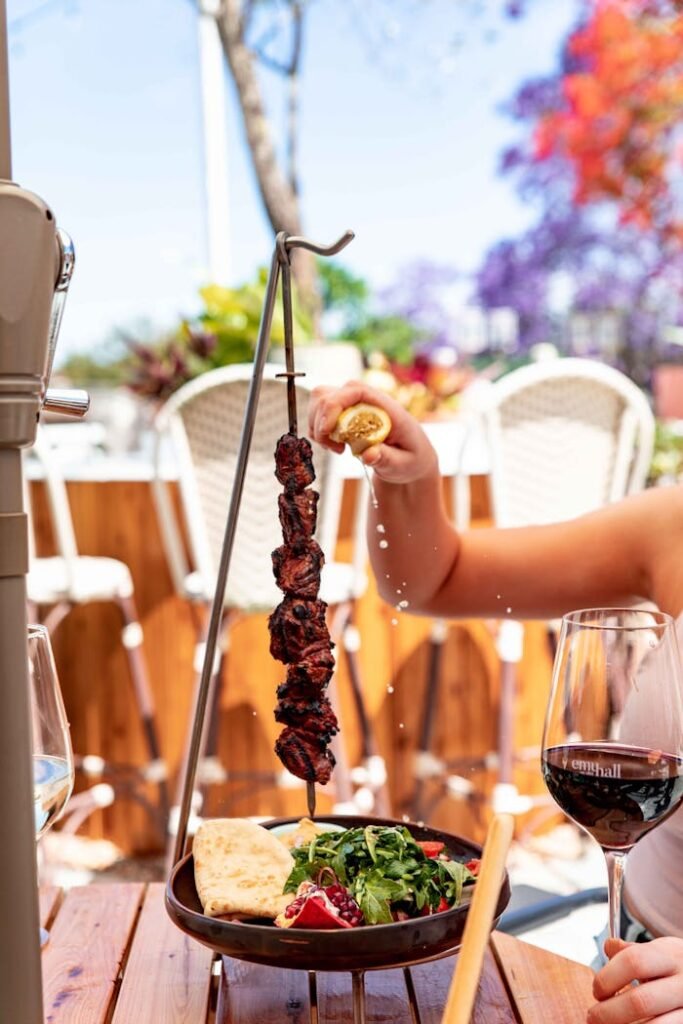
[270,433,338,792]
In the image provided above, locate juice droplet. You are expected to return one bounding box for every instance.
[379,539,389,549]
[376,523,386,534]
[399,723,405,729]
[506,606,512,614]
[397,600,409,610]
[496,594,501,600]
[387,685,395,694]
[396,588,402,595]
[391,617,398,625]
[360,461,379,510]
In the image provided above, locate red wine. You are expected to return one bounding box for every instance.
[542,743,683,850]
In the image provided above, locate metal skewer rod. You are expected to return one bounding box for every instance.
[172,229,353,864]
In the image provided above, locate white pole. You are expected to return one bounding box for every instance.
[0,0,11,178]
[197,0,231,284]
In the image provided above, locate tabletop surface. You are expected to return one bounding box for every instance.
[39,882,596,1024]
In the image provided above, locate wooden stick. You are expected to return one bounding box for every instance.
[442,813,514,1024]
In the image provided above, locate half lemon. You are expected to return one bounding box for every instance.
[329,403,392,456]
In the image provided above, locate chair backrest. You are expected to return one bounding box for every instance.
[481,358,655,528]
[24,428,80,585]
[152,364,348,612]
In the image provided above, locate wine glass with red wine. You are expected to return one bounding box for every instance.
[541,608,683,940]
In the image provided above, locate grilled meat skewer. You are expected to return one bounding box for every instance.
[270,433,337,786]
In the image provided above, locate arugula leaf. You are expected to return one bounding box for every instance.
[281,824,477,924]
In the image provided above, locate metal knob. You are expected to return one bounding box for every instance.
[43,388,90,417]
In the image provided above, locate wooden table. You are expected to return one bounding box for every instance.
[40,883,596,1023]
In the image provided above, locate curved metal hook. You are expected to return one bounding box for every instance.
[278,229,355,259]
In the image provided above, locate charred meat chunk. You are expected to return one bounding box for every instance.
[280,647,335,696]
[274,434,315,493]
[278,490,319,550]
[271,540,324,597]
[269,598,330,664]
[275,694,339,739]
[275,726,336,784]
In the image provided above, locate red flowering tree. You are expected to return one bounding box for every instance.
[533,0,683,244]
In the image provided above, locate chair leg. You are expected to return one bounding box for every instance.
[340,607,391,817]
[410,618,448,821]
[116,593,169,838]
[42,601,72,636]
[492,620,531,815]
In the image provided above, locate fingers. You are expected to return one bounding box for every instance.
[587,974,683,1024]
[594,941,682,1001]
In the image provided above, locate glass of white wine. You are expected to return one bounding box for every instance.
[28,625,75,944]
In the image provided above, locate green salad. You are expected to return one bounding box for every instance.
[282,824,477,926]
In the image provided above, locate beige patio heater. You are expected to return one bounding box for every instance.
[0,4,88,1020]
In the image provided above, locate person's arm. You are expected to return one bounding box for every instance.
[309,381,683,620]
[589,937,683,1023]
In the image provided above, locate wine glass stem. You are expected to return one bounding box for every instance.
[604,849,628,941]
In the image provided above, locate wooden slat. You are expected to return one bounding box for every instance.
[41,883,144,1024]
[409,953,516,1024]
[40,886,62,930]
[112,883,214,1024]
[316,969,415,1024]
[491,931,595,1024]
[216,953,518,1023]
[216,959,310,1023]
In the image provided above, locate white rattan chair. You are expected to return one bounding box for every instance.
[25,428,169,837]
[151,364,391,834]
[411,357,656,820]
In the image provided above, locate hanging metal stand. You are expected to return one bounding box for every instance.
[171,228,354,868]
[165,229,511,1024]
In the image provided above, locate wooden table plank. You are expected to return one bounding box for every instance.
[217,953,517,1023]
[491,931,595,1024]
[408,953,516,1024]
[111,883,214,1024]
[217,959,311,1024]
[41,883,144,1024]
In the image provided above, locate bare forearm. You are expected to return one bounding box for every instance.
[369,467,459,612]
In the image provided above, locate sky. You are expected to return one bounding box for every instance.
[6,0,577,360]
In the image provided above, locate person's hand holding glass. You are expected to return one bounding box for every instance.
[29,624,74,941]
[541,608,683,942]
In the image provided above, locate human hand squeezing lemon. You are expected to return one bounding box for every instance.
[308,382,438,485]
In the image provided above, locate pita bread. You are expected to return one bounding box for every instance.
[193,818,295,920]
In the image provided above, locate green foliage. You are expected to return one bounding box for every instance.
[649,420,683,483]
[58,349,128,386]
[345,314,426,366]
[283,824,474,926]
[120,268,316,400]
[318,260,369,326]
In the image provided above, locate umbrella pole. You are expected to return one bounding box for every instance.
[0,3,44,1020]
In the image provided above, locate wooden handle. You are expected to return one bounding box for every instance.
[442,813,514,1024]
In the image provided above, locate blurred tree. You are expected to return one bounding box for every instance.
[534,0,683,244]
[211,0,528,320]
[474,0,683,384]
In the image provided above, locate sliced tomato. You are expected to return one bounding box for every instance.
[465,858,481,876]
[417,840,445,858]
[436,897,451,913]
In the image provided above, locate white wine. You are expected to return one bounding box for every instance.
[34,754,73,837]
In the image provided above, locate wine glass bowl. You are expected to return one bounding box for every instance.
[28,624,74,936]
[541,608,683,939]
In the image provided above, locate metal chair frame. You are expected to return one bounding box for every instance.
[25,427,169,839]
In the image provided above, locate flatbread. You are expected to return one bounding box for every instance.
[193,818,295,920]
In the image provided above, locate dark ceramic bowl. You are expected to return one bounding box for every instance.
[165,815,510,972]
